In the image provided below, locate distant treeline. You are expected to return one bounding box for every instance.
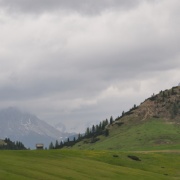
[49,116,117,149]
[0,138,27,150]
[49,103,139,150]
[49,86,180,150]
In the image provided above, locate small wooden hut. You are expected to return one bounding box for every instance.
[36,143,44,150]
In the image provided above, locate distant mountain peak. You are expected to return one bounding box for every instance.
[0,107,74,149]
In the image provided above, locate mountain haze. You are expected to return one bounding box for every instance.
[0,107,73,149]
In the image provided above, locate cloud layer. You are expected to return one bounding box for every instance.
[0,0,180,131]
[0,0,141,14]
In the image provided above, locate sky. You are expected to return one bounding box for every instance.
[0,0,180,132]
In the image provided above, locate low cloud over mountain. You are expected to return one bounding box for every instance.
[0,107,74,149]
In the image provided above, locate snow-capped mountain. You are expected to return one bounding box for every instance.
[54,122,66,133]
[55,120,100,134]
[0,107,74,149]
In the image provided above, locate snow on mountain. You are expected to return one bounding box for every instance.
[0,107,74,149]
[55,120,100,134]
[54,122,66,133]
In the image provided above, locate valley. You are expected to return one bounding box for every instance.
[0,86,179,179]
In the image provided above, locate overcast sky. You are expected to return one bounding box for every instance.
[0,0,180,132]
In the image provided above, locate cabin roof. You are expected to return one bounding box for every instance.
[36,143,44,147]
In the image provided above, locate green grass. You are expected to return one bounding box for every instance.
[0,119,179,179]
[72,118,180,151]
[0,149,180,179]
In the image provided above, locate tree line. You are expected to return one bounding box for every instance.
[49,116,115,149]
[0,138,27,150]
[49,105,137,150]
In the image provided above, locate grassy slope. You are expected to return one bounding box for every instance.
[0,150,180,180]
[70,86,180,151]
[72,118,180,151]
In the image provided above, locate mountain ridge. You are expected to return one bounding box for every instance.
[114,86,180,124]
[0,107,74,149]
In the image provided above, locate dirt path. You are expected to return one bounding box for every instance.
[132,150,180,154]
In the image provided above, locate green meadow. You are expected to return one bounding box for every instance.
[72,119,180,151]
[0,149,179,180]
[1,118,180,179]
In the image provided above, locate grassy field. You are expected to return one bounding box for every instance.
[0,149,179,180]
[72,118,180,151]
[0,119,179,179]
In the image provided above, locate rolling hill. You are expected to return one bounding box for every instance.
[70,86,180,150]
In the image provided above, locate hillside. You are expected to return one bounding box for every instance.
[70,86,180,150]
[119,85,180,122]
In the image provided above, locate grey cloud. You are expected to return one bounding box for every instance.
[75,41,180,82]
[0,0,180,130]
[0,0,141,14]
[0,31,179,103]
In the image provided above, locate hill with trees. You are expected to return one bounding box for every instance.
[0,138,27,150]
[53,86,180,150]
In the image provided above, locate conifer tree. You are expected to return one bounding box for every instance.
[49,142,54,149]
[122,111,125,116]
[105,129,109,136]
[78,133,81,140]
[110,116,113,124]
[105,119,109,125]
[92,125,95,133]
[96,125,99,132]
[55,140,59,149]
[86,127,90,136]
